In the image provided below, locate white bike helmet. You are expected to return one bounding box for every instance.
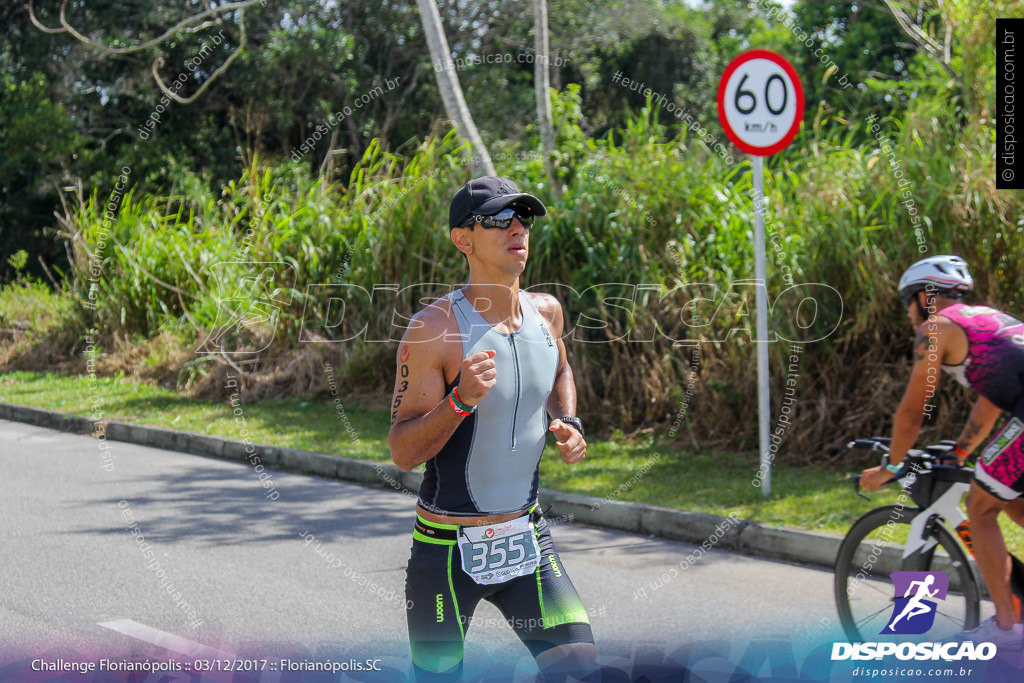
[897,255,974,307]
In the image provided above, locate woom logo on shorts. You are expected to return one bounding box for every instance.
[832,571,997,662]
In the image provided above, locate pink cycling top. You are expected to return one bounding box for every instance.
[940,303,1024,419]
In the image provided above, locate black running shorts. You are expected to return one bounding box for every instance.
[404,508,594,678]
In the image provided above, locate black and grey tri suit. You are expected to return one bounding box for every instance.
[405,289,593,677]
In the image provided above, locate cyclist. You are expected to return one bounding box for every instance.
[861,255,1024,645]
[388,176,596,681]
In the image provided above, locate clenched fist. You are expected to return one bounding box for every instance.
[456,350,497,407]
[859,465,895,491]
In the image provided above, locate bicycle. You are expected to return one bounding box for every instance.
[832,437,1024,642]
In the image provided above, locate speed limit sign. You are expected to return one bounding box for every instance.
[717,50,804,156]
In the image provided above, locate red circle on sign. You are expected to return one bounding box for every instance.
[484,529,495,539]
[717,49,804,157]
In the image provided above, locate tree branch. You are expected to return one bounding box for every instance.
[29,0,255,105]
[27,0,261,55]
[150,10,247,105]
[881,0,960,83]
[25,1,66,33]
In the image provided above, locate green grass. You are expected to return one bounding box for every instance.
[538,436,879,530]
[0,280,75,339]
[3,368,1023,553]
[0,370,388,461]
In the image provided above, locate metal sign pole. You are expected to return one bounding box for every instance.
[752,155,771,497]
[718,49,803,499]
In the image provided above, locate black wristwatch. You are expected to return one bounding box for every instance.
[559,416,584,437]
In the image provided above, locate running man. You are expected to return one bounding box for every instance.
[388,176,596,681]
[861,255,1024,645]
[887,575,939,631]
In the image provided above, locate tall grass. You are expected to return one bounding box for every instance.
[44,89,1023,464]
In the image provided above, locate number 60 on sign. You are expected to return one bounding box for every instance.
[717,49,804,157]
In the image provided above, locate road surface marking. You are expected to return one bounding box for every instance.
[98,619,232,659]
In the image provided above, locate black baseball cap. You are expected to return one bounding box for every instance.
[448,176,547,230]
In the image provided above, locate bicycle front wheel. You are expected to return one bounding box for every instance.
[834,504,980,642]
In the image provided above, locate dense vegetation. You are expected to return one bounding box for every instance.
[2,1,1019,464]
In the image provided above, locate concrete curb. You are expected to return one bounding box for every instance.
[1,401,842,569]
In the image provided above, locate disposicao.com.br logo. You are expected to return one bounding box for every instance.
[832,571,996,662]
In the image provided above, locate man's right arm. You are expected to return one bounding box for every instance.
[387,307,496,472]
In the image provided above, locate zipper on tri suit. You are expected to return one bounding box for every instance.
[509,334,521,451]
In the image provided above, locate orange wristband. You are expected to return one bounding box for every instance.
[448,393,473,417]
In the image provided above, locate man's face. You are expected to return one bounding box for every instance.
[499,215,529,263]
[906,291,928,329]
[455,211,531,274]
[906,298,917,328]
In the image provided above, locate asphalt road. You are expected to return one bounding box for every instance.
[0,418,979,681]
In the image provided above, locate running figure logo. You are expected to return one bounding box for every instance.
[881,571,949,635]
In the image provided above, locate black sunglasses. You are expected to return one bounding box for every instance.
[461,207,535,230]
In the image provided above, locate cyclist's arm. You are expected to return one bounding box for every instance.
[887,320,949,467]
[954,395,1002,462]
[862,320,950,490]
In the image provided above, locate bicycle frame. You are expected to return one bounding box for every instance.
[903,478,971,558]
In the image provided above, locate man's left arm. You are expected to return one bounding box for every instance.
[954,395,1002,462]
[534,293,586,465]
[861,319,948,490]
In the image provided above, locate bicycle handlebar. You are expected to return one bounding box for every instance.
[846,437,891,453]
[847,437,960,463]
[848,437,963,498]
